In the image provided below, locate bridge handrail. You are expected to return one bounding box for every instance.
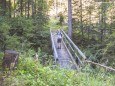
[62,38,79,70]
[64,37,82,64]
[61,29,115,72]
[50,29,58,62]
[61,29,86,60]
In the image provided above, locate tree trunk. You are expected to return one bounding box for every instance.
[20,0,23,16]
[34,0,36,15]
[88,11,91,40]
[3,0,6,16]
[9,0,11,18]
[80,0,83,37]
[0,0,6,16]
[32,0,35,18]
[100,2,107,43]
[68,0,72,38]
[25,1,27,17]
[27,0,30,18]
[14,0,15,17]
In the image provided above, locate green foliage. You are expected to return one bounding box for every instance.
[101,32,115,66]
[10,17,34,37]
[49,18,61,29]
[71,1,115,67]
[2,51,115,86]
[0,16,34,50]
[0,0,50,53]
[0,15,50,51]
[0,17,10,50]
[36,0,48,12]
[57,12,65,26]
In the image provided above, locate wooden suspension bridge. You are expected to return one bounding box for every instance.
[50,29,115,71]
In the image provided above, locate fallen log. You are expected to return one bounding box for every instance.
[85,60,115,72]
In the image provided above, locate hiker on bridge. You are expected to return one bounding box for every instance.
[57,29,62,49]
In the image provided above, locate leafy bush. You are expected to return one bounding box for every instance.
[3,51,115,86]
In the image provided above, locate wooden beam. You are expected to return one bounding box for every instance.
[85,60,115,72]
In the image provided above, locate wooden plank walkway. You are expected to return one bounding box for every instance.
[52,32,76,69]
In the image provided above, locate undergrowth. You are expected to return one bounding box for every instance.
[0,50,114,86]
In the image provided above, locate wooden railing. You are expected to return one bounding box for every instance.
[50,29,58,63]
[61,29,86,70]
[61,29,115,72]
[50,29,115,72]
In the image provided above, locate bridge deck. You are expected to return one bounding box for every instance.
[52,32,76,69]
